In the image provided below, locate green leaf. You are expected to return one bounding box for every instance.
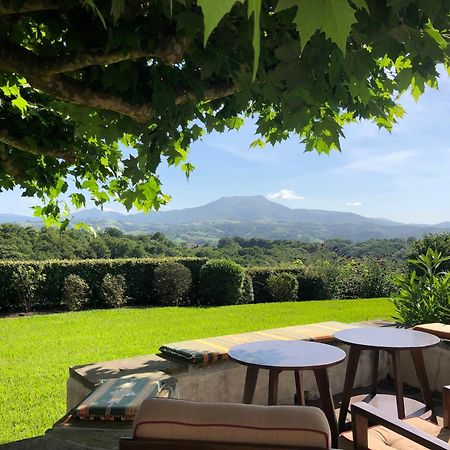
[250,138,265,148]
[411,74,425,101]
[70,193,86,208]
[395,68,413,93]
[425,21,447,50]
[11,96,28,115]
[275,0,298,13]
[198,0,244,45]
[181,162,195,177]
[348,75,370,105]
[248,0,261,80]
[293,0,357,54]
[350,0,368,11]
[75,221,97,236]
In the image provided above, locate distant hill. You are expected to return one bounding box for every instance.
[1,195,449,243]
[0,214,40,225]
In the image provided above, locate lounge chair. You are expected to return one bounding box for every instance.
[339,385,450,449]
[119,397,335,449]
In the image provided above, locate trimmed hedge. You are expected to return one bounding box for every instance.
[246,266,306,303]
[153,261,192,306]
[61,274,91,311]
[200,259,245,305]
[0,257,207,313]
[268,272,299,302]
[0,255,395,313]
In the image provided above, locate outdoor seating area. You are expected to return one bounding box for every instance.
[36,320,450,449]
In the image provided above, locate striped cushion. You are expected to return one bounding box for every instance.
[160,321,357,364]
[133,398,331,448]
[73,374,166,421]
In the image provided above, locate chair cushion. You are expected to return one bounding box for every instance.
[133,398,331,448]
[73,374,167,421]
[339,417,450,450]
[413,323,450,340]
[160,321,357,363]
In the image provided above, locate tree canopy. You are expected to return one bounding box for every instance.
[0,0,449,225]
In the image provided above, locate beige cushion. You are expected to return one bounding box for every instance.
[413,323,450,340]
[339,417,450,450]
[133,398,331,448]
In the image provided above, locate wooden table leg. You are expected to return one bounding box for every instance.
[392,350,405,419]
[371,349,379,397]
[243,366,259,404]
[294,370,305,405]
[338,345,361,432]
[314,368,338,448]
[410,348,436,422]
[268,369,279,405]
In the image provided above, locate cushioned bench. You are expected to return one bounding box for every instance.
[120,398,333,449]
[159,321,359,364]
[73,374,171,421]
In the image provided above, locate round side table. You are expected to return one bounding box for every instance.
[228,340,346,447]
[334,327,440,432]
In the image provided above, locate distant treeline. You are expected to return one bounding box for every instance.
[0,223,413,265]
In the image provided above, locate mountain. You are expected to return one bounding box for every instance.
[436,221,450,229]
[0,214,40,224]
[2,195,450,243]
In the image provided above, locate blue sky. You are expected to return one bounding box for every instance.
[1,72,450,224]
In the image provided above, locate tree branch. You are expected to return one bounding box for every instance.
[0,38,237,123]
[0,129,75,162]
[0,0,60,15]
[176,83,239,106]
[33,74,154,123]
[45,36,191,73]
[0,39,154,122]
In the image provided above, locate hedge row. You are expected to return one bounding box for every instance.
[0,256,395,313]
[0,257,207,313]
[247,266,326,302]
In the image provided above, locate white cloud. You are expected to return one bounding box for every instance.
[346,202,362,206]
[267,189,305,201]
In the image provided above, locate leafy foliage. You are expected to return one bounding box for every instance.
[267,271,298,302]
[153,261,192,306]
[239,274,255,304]
[10,264,46,311]
[408,233,450,273]
[100,273,128,308]
[0,223,410,266]
[329,258,395,299]
[0,1,449,223]
[61,274,91,311]
[199,259,245,305]
[392,248,450,325]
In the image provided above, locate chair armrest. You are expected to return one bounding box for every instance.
[444,385,450,429]
[351,402,450,450]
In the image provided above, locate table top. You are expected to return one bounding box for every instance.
[334,327,440,349]
[227,340,346,370]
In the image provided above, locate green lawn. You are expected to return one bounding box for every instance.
[0,298,394,444]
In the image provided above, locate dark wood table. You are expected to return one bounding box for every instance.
[228,340,346,447]
[334,327,440,432]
